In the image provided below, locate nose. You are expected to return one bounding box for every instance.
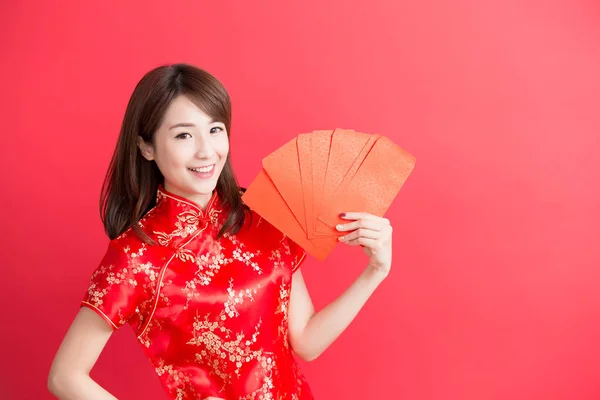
[194,134,217,159]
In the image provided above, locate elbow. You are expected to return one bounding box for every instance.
[299,352,320,362]
[289,329,324,362]
[47,368,79,398]
[290,342,322,362]
[47,370,63,396]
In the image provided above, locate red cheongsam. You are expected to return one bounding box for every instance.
[81,185,314,399]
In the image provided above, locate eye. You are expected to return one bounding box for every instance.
[210,126,225,134]
[175,132,191,139]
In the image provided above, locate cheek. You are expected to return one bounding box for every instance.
[155,142,191,170]
[216,139,230,161]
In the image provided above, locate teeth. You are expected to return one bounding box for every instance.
[189,165,214,173]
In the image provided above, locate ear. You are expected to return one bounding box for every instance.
[137,136,155,161]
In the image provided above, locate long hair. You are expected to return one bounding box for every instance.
[100,63,248,243]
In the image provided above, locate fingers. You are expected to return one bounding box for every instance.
[343,236,378,247]
[336,212,392,248]
[338,227,380,243]
[336,218,382,233]
[337,213,389,231]
[340,212,389,225]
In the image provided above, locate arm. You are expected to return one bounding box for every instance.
[288,212,392,361]
[48,307,118,399]
[288,267,387,362]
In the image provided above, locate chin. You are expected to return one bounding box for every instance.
[190,182,217,194]
[200,176,222,190]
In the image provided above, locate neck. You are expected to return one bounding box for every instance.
[163,182,214,211]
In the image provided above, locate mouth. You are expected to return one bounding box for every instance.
[188,164,216,179]
[187,165,215,173]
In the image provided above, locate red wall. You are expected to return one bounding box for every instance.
[2,0,600,399]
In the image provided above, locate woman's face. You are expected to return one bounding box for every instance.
[137,95,229,209]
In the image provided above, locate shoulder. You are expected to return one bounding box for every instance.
[109,226,148,258]
[90,236,139,280]
[82,234,152,330]
[98,225,168,277]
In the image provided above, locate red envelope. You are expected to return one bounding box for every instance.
[318,136,416,228]
[297,134,314,238]
[309,130,334,238]
[243,129,416,262]
[314,129,371,235]
[242,169,338,261]
[262,137,307,234]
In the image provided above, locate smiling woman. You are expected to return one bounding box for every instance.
[102,64,247,244]
[47,63,392,400]
[136,95,230,209]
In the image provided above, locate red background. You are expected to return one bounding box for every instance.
[2,0,600,399]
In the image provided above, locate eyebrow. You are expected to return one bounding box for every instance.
[169,120,222,130]
[169,122,196,130]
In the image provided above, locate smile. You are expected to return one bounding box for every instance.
[188,165,215,173]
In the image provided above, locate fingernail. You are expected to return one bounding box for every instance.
[339,213,346,218]
[338,236,345,241]
[336,224,343,231]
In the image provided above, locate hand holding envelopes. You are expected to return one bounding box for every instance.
[242,129,416,261]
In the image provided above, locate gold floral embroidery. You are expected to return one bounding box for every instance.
[267,235,294,271]
[154,209,206,247]
[124,243,163,297]
[224,278,260,319]
[182,241,234,310]
[86,266,135,308]
[225,232,263,274]
[280,236,293,256]
[175,247,196,263]
[208,207,222,225]
[274,281,292,350]
[187,279,268,389]
[269,248,285,270]
[238,352,277,400]
[154,358,198,400]
[125,243,147,258]
[138,317,166,348]
[223,231,241,246]
[131,261,158,286]
[232,247,262,274]
[188,313,267,387]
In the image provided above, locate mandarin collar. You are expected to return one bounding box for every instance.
[137,185,225,250]
[156,184,221,221]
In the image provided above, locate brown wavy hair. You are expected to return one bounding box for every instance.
[100,63,248,243]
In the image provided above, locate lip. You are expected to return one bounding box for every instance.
[188,164,215,170]
[188,164,216,179]
[188,164,216,168]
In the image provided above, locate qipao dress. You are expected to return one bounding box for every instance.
[81,185,313,399]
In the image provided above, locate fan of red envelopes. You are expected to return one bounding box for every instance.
[242,129,416,261]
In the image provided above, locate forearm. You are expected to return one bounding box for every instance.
[48,372,117,400]
[294,267,388,361]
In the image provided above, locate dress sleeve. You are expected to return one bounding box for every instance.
[80,240,142,330]
[287,237,307,274]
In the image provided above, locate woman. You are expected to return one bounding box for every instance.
[48,64,393,399]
